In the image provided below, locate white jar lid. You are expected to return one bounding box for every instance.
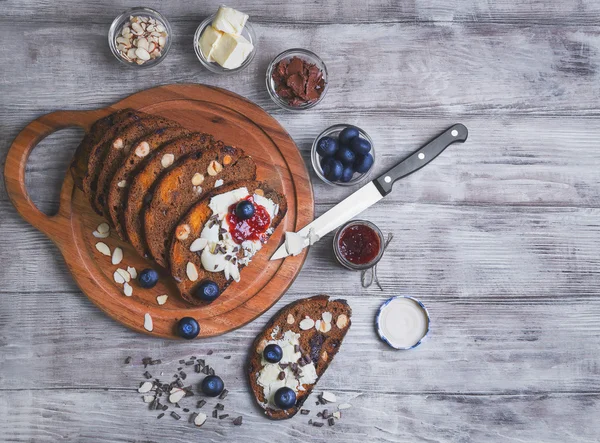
[376,296,430,350]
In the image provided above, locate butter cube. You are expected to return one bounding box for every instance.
[212,6,248,35]
[199,26,223,62]
[211,33,254,69]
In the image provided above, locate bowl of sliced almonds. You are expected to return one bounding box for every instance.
[109,7,172,68]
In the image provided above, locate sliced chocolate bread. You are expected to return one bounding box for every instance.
[123,132,218,257]
[93,116,182,218]
[169,181,287,305]
[82,110,149,214]
[70,109,134,191]
[107,126,192,239]
[144,150,257,267]
[247,295,352,420]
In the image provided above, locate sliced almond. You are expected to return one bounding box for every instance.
[333,411,342,419]
[158,36,166,47]
[127,47,137,59]
[175,224,191,241]
[93,230,109,239]
[117,180,127,188]
[214,179,224,188]
[254,189,264,196]
[321,350,328,361]
[95,242,111,256]
[127,266,137,279]
[193,185,203,194]
[144,313,153,332]
[97,223,110,234]
[286,314,295,325]
[321,391,337,403]
[186,262,198,281]
[134,141,150,157]
[338,403,352,410]
[336,314,349,329]
[317,319,332,333]
[131,22,144,35]
[207,160,222,176]
[143,395,154,403]
[194,412,207,427]
[116,268,131,282]
[111,247,123,265]
[123,282,133,297]
[113,270,125,285]
[223,154,233,165]
[169,388,186,404]
[135,47,151,61]
[161,153,174,168]
[113,138,124,150]
[191,173,204,186]
[138,381,153,393]
[256,339,268,354]
[322,312,333,323]
[156,294,168,305]
[299,317,315,330]
[137,37,149,51]
[190,238,208,252]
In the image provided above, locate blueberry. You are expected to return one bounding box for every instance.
[194,280,220,302]
[354,153,374,173]
[320,155,334,170]
[177,317,200,339]
[201,375,225,397]
[324,159,343,182]
[263,344,283,363]
[350,137,371,155]
[340,166,355,183]
[316,136,338,157]
[274,387,296,409]
[338,126,360,145]
[138,268,159,289]
[335,146,356,166]
[235,200,255,220]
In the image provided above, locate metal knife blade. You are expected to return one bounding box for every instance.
[270,123,468,260]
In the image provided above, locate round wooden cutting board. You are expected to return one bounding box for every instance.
[4,84,314,338]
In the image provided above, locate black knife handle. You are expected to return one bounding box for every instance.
[373,123,468,196]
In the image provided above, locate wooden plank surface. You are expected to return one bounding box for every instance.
[1,1,600,442]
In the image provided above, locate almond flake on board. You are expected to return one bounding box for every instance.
[194,412,207,427]
[321,391,337,403]
[127,266,137,279]
[143,395,154,403]
[116,268,131,282]
[95,242,111,256]
[338,403,352,410]
[138,381,153,393]
[112,247,123,265]
[113,270,125,284]
[144,313,153,332]
[156,294,168,305]
[97,223,110,234]
[93,230,109,239]
[123,282,133,297]
[169,388,186,404]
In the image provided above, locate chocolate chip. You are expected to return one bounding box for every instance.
[179,371,187,380]
[144,371,152,379]
[195,363,202,373]
[170,412,181,420]
[328,418,335,426]
[157,413,164,419]
[125,356,132,364]
[189,412,198,423]
[179,359,185,364]
[212,410,218,418]
[224,355,231,360]
[300,409,310,415]
[185,361,195,366]
[208,368,215,376]
[183,408,190,413]
[278,371,286,380]
[190,356,196,360]
[215,403,224,411]
[207,350,213,355]
[162,404,168,411]
[219,414,229,419]
[322,409,329,418]
[233,416,243,426]
[313,422,324,427]
[197,399,206,408]
[218,389,229,400]
[294,344,300,353]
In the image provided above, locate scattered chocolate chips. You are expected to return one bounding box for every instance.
[144,371,152,379]
[185,361,195,366]
[219,414,229,419]
[125,356,132,364]
[272,56,326,107]
[215,403,225,411]
[212,410,218,418]
[218,389,229,400]
[300,409,310,415]
[157,413,164,419]
[224,355,231,360]
[179,371,187,380]
[328,417,335,426]
[207,350,213,355]
[313,422,324,428]
[197,399,206,409]
[278,371,286,380]
[233,416,243,426]
[179,359,185,364]
[170,412,181,420]
[183,408,190,413]
[189,412,198,423]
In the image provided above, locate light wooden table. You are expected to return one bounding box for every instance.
[2,1,600,442]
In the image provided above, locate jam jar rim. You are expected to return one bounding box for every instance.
[333,220,385,271]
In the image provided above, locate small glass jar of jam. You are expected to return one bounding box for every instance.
[333,220,385,270]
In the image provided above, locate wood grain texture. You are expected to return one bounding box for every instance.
[2,0,600,441]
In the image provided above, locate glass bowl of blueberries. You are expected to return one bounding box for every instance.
[311,124,375,186]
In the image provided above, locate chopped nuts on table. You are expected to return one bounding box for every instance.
[115,16,168,65]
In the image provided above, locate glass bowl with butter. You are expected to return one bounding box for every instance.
[194,7,257,74]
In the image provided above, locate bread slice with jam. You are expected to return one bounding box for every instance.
[144,152,257,267]
[169,181,287,305]
[247,295,352,420]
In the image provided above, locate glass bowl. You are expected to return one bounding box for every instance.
[333,220,385,271]
[266,48,329,111]
[108,7,172,68]
[311,124,376,186]
[193,14,257,74]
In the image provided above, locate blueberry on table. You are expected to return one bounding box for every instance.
[177,317,200,339]
[201,375,225,397]
[263,344,283,363]
[338,126,360,145]
[235,200,255,220]
[324,159,343,182]
[350,137,371,155]
[138,269,159,288]
[340,166,355,183]
[354,153,374,173]
[194,280,220,302]
[274,387,296,409]
[316,136,338,157]
[335,146,356,166]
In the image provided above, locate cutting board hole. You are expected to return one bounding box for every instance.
[25,127,84,216]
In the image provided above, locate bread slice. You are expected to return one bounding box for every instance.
[123,132,218,257]
[144,151,257,267]
[82,110,149,214]
[70,109,135,191]
[93,116,182,218]
[107,126,192,239]
[169,181,287,305]
[247,295,352,420]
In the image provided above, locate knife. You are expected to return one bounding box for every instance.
[270,124,468,260]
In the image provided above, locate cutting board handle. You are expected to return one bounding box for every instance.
[4,109,107,242]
